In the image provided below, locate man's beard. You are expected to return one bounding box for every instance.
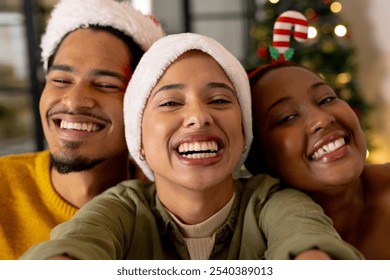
[50,153,104,174]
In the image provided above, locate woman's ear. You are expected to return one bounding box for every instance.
[139,147,145,161]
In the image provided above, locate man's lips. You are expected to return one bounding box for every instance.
[49,112,110,133]
[59,120,101,132]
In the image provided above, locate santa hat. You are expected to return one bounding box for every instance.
[124,33,252,181]
[41,0,165,71]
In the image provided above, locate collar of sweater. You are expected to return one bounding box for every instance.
[166,193,235,238]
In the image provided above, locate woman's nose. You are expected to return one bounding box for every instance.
[183,102,213,128]
[306,108,336,135]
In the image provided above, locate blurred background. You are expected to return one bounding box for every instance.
[0,0,389,163]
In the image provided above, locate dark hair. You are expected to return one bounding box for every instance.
[244,63,293,176]
[47,25,144,73]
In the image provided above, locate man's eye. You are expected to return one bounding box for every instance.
[98,84,119,89]
[95,83,123,92]
[53,79,70,84]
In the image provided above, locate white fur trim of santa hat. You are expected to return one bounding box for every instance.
[41,0,165,71]
[124,33,252,181]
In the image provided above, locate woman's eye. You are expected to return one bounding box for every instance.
[209,98,231,104]
[159,101,180,107]
[277,114,297,125]
[319,96,337,105]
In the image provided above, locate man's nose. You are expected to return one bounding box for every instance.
[62,83,95,110]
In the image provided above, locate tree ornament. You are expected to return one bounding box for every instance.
[256,45,269,58]
[321,0,333,5]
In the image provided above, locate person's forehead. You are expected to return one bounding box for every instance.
[55,28,130,62]
[256,67,318,93]
[60,28,120,46]
[160,50,228,80]
[269,66,318,80]
[170,50,216,66]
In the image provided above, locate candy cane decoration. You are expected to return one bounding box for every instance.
[270,10,309,63]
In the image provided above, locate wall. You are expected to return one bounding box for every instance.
[340,0,390,163]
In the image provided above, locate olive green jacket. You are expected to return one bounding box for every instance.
[21,174,363,260]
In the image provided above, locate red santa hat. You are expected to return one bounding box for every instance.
[40,0,165,72]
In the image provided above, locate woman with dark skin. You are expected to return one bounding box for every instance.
[246,64,390,259]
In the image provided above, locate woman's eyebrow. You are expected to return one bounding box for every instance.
[152,81,235,98]
[265,96,293,118]
[152,83,185,97]
[309,81,327,91]
[207,82,235,94]
[207,82,235,93]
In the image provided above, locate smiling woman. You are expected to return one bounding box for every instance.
[246,63,390,259]
[21,33,363,260]
[139,50,244,206]
[139,50,245,225]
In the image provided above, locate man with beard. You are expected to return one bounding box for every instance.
[0,0,164,259]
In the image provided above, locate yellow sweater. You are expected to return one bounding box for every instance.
[0,151,78,259]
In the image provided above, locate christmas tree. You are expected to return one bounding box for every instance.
[249,0,372,135]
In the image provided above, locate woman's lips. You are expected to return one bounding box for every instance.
[309,137,346,161]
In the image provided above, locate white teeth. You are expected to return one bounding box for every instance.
[335,138,344,148]
[60,120,99,132]
[177,141,219,159]
[184,152,217,159]
[311,137,345,160]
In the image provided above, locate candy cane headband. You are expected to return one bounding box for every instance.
[248,10,308,79]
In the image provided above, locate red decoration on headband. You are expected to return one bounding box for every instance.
[248,10,309,79]
[270,10,309,64]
